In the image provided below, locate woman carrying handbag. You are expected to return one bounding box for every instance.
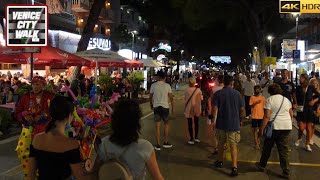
[184,77,202,145]
[256,84,293,179]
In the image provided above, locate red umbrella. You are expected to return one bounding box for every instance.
[0,46,91,66]
[125,59,144,68]
[30,46,91,66]
[0,46,28,64]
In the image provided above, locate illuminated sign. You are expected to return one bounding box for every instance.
[152,43,171,52]
[280,0,320,13]
[6,5,48,47]
[210,56,231,64]
[87,38,111,50]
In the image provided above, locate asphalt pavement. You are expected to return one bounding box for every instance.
[1,84,320,180]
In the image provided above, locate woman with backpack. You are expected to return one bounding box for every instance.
[96,99,164,180]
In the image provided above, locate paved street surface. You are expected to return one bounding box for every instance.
[1,84,320,180]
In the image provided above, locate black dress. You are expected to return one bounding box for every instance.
[29,145,81,180]
[296,85,319,123]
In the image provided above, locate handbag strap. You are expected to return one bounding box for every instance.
[185,87,198,111]
[271,96,284,122]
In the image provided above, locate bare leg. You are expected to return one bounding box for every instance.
[217,142,225,162]
[164,121,170,143]
[230,144,238,168]
[155,122,161,145]
[306,122,313,145]
[298,121,306,140]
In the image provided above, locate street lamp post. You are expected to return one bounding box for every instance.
[293,13,300,85]
[130,30,138,60]
[267,35,273,57]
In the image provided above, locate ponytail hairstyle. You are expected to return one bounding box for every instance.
[45,96,74,133]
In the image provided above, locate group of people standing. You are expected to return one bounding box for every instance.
[175,69,320,178]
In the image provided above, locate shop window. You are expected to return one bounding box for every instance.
[0,64,21,70]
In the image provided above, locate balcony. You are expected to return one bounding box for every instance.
[72,0,90,13]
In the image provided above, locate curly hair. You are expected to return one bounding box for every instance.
[110,99,142,146]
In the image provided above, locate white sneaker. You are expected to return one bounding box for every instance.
[194,139,201,143]
[306,144,312,152]
[188,140,195,145]
[295,139,302,147]
[310,139,314,145]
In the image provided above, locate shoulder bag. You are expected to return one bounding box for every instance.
[264,96,284,139]
[297,86,308,112]
[184,87,198,111]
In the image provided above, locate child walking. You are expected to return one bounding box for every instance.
[249,85,266,149]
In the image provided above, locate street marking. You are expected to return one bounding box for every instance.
[0,164,22,176]
[0,135,19,145]
[141,112,154,120]
[235,160,320,167]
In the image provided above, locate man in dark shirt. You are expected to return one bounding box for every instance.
[212,75,245,177]
[78,74,86,96]
[277,69,297,109]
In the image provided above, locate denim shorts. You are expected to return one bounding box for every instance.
[153,106,169,122]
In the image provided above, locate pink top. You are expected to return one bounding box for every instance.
[184,87,202,118]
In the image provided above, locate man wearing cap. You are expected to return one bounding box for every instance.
[15,76,55,137]
[150,71,174,150]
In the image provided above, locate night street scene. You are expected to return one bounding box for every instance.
[1,0,320,179]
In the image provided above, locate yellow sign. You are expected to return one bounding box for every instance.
[264,57,277,65]
[280,0,320,13]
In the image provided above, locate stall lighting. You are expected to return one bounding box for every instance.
[106,28,110,32]
[80,18,84,22]
[95,24,98,28]
[107,3,110,6]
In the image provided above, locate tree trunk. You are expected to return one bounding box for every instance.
[69,0,106,81]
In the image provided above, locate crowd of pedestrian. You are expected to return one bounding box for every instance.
[4,67,320,179]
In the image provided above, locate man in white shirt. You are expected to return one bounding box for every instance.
[242,73,256,117]
[260,72,273,98]
[150,71,174,151]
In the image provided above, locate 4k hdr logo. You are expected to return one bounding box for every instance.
[279,0,320,13]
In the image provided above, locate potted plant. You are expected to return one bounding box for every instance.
[128,72,144,99]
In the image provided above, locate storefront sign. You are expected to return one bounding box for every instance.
[87,38,111,50]
[282,39,296,58]
[264,57,277,65]
[210,56,231,64]
[6,5,48,47]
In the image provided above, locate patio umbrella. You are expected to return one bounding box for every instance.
[0,46,28,64]
[30,46,91,66]
[0,46,91,66]
[139,59,161,67]
[75,48,136,84]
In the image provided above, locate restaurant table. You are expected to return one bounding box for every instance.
[0,103,16,112]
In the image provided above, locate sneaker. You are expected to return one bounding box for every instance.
[214,160,223,168]
[310,139,314,145]
[306,144,312,152]
[230,167,238,177]
[188,140,195,145]
[163,142,173,149]
[154,144,161,151]
[255,162,265,172]
[295,139,302,147]
[194,138,201,143]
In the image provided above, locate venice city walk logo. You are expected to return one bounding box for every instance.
[6,5,48,47]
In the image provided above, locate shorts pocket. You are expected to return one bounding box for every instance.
[235,131,241,143]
